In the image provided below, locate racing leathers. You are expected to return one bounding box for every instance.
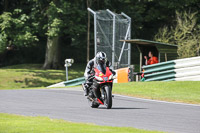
[83,58,115,97]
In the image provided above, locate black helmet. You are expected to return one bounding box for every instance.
[96,52,107,64]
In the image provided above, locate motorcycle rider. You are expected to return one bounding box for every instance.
[82,52,115,102]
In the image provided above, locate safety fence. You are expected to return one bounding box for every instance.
[142,56,200,81]
[47,77,85,88]
[63,77,85,86]
[88,8,131,69]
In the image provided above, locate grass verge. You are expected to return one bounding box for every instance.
[0,113,162,133]
[0,64,85,89]
[113,81,200,104]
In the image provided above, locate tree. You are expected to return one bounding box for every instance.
[154,11,200,58]
[175,11,200,58]
[0,0,87,67]
[0,9,38,53]
[1,0,200,67]
[42,1,64,69]
[42,0,86,69]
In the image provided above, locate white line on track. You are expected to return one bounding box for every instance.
[114,94,200,107]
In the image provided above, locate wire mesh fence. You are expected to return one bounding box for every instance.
[88,9,131,69]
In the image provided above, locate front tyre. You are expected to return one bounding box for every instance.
[104,85,112,109]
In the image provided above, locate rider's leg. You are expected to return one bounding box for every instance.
[83,78,93,96]
[92,82,104,104]
[82,82,89,96]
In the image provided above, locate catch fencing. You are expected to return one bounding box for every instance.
[88,8,131,69]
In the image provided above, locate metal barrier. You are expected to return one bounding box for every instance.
[142,56,200,81]
[64,77,85,86]
[47,77,85,88]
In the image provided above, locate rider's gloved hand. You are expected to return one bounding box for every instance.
[112,71,116,76]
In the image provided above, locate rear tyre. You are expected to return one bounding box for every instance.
[104,85,112,109]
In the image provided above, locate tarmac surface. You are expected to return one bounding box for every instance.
[0,87,200,133]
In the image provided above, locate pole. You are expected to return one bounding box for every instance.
[106,9,116,69]
[118,24,130,63]
[87,1,90,62]
[66,65,68,81]
[87,8,97,56]
[128,19,131,66]
[121,12,131,66]
[94,14,97,55]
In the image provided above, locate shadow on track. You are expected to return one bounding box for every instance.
[98,107,148,110]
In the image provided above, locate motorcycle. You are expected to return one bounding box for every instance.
[82,64,114,109]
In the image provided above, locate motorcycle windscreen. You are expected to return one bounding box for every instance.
[96,64,107,75]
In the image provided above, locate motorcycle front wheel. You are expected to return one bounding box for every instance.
[103,85,112,109]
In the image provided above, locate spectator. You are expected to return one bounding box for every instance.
[141,51,159,81]
[144,51,159,65]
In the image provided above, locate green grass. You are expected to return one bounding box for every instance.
[0,64,85,89]
[113,81,200,104]
[0,113,162,133]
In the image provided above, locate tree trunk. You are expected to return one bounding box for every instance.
[43,36,60,69]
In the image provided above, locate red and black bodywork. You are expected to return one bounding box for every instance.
[86,64,114,109]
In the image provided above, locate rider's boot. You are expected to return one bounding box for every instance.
[82,83,89,96]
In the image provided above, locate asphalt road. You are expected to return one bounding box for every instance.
[0,88,200,133]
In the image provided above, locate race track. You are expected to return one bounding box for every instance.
[0,88,200,133]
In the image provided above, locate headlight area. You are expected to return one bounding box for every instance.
[109,74,113,80]
[95,76,104,81]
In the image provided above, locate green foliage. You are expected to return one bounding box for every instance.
[0,12,12,53]
[0,10,38,53]
[46,18,63,37]
[0,33,7,53]
[46,2,64,37]
[154,26,173,44]
[45,0,86,39]
[175,11,200,58]
[1,0,200,66]
[154,11,200,58]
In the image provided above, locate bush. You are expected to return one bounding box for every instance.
[154,11,200,58]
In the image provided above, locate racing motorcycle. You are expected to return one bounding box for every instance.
[82,64,114,109]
